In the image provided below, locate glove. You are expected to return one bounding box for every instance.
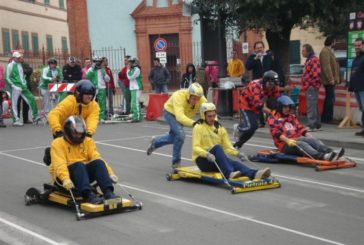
[237,152,247,161]
[110,174,118,184]
[62,179,74,190]
[206,153,216,162]
[86,132,92,138]
[53,131,64,139]
[286,139,297,147]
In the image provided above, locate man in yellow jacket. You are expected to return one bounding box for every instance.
[48,80,99,138]
[192,102,271,180]
[227,50,245,78]
[146,83,207,168]
[49,116,118,204]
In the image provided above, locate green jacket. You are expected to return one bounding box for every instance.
[5,61,27,90]
[39,66,63,89]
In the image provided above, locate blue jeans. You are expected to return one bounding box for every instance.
[281,137,332,160]
[234,109,259,148]
[154,110,185,164]
[354,91,364,130]
[321,85,335,123]
[155,84,168,94]
[195,145,257,179]
[68,159,113,198]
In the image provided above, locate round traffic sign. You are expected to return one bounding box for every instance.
[154,38,167,52]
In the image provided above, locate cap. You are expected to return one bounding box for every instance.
[12,51,23,58]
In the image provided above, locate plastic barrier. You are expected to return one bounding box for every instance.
[146,93,169,121]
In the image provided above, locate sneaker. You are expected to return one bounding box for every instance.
[32,116,42,125]
[103,190,117,200]
[254,168,271,179]
[13,120,24,126]
[355,131,364,136]
[100,119,105,124]
[172,162,181,169]
[335,148,345,160]
[323,152,336,161]
[146,137,156,155]
[229,171,241,179]
[0,123,6,128]
[86,192,104,204]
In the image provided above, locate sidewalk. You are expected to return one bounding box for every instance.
[156,115,364,150]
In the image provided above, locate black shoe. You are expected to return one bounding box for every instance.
[355,131,364,136]
[23,120,33,124]
[316,124,322,130]
[0,124,6,128]
[86,192,104,204]
[335,148,345,160]
[103,190,116,200]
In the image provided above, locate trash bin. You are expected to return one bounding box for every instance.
[215,88,233,117]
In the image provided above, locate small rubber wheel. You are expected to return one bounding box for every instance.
[24,188,41,206]
[315,166,321,171]
[137,202,143,210]
[231,188,236,194]
[166,173,172,181]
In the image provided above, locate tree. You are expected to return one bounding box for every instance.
[193,0,364,81]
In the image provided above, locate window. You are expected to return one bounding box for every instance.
[46,35,53,54]
[2,29,11,55]
[12,30,20,49]
[44,0,50,5]
[157,0,168,7]
[31,33,39,54]
[59,0,65,9]
[61,36,68,52]
[22,31,30,51]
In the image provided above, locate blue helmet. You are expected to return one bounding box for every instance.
[277,95,294,115]
[74,80,96,103]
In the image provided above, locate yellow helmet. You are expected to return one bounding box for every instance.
[188,83,204,97]
[200,102,216,120]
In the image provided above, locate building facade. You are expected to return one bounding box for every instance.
[0,0,69,63]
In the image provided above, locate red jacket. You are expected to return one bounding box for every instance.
[302,53,321,91]
[239,79,280,114]
[267,110,307,151]
[105,66,115,89]
[118,66,129,88]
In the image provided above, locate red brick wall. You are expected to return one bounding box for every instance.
[67,0,91,58]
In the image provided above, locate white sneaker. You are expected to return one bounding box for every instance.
[229,171,241,179]
[13,120,24,126]
[323,152,336,161]
[254,168,271,179]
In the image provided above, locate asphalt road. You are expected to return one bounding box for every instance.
[0,121,363,245]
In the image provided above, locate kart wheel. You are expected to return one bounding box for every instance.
[75,212,85,221]
[24,188,41,206]
[137,202,143,210]
[231,188,237,194]
[315,166,321,171]
[166,173,172,181]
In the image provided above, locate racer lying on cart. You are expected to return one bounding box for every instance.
[49,115,118,204]
[48,79,99,139]
[267,95,344,161]
[192,102,271,180]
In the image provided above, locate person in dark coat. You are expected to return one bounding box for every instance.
[181,63,196,88]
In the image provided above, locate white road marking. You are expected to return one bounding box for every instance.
[119,183,345,245]
[97,142,364,194]
[0,152,44,166]
[143,124,364,163]
[0,217,64,245]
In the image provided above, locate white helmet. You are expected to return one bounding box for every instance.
[200,102,216,120]
[188,83,204,97]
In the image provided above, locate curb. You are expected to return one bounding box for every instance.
[155,118,364,150]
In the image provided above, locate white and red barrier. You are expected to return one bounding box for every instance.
[289,76,361,124]
[48,83,75,92]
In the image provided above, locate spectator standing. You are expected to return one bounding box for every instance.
[61,56,82,101]
[118,55,131,115]
[319,36,340,124]
[148,58,170,94]
[5,51,40,126]
[301,44,322,131]
[103,57,115,117]
[81,58,91,79]
[39,58,62,116]
[205,60,219,88]
[227,50,245,78]
[349,38,364,136]
[0,63,5,90]
[181,63,196,88]
[17,61,33,123]
[127,57,143,122]
[246,41,274,80]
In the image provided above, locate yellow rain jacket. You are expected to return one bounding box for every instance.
[227,58,245,78]
[49,137,114,182]
[192,122,239,161]
[164,89,207,127]
[48,95,99,136]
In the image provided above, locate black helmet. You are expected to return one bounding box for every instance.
[74,80,96,103]
[63,116,86,144]
[48,58,57,65]
[277,95,294,115]
[263,70,279,86]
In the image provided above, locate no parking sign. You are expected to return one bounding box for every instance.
[154,37,167,52]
